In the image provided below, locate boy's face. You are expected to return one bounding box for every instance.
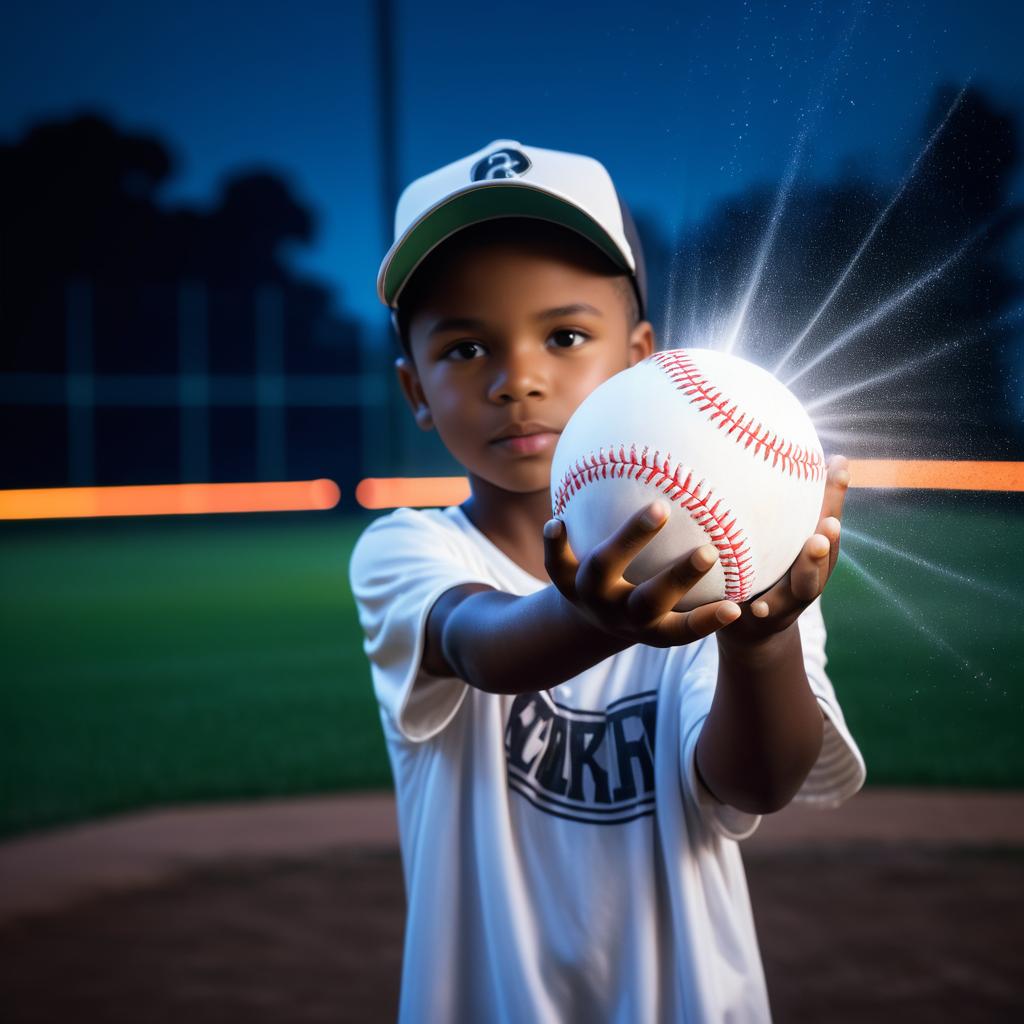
[396,237,655,497]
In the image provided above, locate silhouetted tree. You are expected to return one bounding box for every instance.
[0,112,361,375]
[667,85,1023,458]
[0,113,364,488]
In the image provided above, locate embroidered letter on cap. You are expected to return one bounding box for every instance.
[471,148,532,181]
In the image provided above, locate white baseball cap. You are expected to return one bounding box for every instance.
[377,138,647,319]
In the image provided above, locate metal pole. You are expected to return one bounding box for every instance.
[66,279,95,485]
[178,281,210,483]
[255,285,286,481]
[375,0,400,248]
[370,0,400,478]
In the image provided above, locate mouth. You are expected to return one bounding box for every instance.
[489,423,561,455]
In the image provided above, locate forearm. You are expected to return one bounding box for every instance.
[695,624,824,814]
[443,586,630,694]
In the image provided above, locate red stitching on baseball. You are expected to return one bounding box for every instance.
[552,445,753,601]
[649,350,825,481]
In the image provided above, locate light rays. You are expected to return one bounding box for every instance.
[812,408,951,428]
[815,426,904,449]
[719,132,807,356]
[783,230,984,389]
[842,526,1024,608]
[715,3,866,357]
[801,334,976,414]
[773,86,969,377]
[661,220,688,345]
[657,71,1009,686]
[839,549,984,677]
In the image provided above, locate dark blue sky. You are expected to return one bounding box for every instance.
[3,0,1022,329]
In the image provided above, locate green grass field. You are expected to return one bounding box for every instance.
[2,493,1022,839]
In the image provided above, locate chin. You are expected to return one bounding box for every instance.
[474,466,553,497]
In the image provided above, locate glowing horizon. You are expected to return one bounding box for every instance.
[1,461,1021,521]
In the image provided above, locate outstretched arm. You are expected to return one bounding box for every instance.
[695,456,850,815]
[422,582,627,693]
[423,505,743,694]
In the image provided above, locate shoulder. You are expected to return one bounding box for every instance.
[356,504,458,535]
[349,506,474,585]
[352,505,466,555]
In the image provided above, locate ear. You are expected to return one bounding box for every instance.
[395,357,434,431]
[627,320,656,367]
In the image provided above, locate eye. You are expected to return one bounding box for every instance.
[549,329,590,349]
[444,340,486,361]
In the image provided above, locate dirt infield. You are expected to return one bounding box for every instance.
[1,790,1023,1022]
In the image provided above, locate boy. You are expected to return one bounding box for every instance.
[350,139,865,1023]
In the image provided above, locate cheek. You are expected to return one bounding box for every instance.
[427,392,482,446]
[419,371,460,415]
[566,358,629,406]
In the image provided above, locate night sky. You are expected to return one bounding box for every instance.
[2,0,1022,331]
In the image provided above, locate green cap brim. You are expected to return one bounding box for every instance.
[381,184,630,308]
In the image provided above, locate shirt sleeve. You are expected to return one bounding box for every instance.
[677,596,866,840]
[677,639,763,841]
[348,508,494,743]
[790,596,867,807]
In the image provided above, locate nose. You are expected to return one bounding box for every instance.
[487,344,548,404]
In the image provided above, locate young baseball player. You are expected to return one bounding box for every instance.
[350,139,866,1023]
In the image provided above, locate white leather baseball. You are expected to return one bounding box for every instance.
[550,348,827,610]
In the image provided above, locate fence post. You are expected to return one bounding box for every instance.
[178,281,210,483]
[66,279,94,485]
[255,285,286,481]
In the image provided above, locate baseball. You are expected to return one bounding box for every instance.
[550,348,827,610]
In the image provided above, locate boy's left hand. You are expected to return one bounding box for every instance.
[719,454,850,646]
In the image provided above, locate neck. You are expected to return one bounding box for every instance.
[461,474,553,582]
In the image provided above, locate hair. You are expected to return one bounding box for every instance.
[393,217,641,356]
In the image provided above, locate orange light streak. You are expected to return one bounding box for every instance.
[355,461,1024,510]
[355,477,471,509]
[0,479,340,520]
[3,463,1021,521]
[847,460,1024,492]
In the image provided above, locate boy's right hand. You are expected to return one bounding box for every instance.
[542,502,742,648]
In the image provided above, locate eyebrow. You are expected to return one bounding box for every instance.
[427,303,603,338]
[536,303,603,321]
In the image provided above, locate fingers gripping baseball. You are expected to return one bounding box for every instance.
[626,544,717,624]
[543,506,739,645]
[575,501,669,602]
[677,600,744,643]
[543,517,580,600]
[749,455,849,623]
[628,547,742,643]
[790,533,832,602]
[821,455,850,578]
[544,501,667,605]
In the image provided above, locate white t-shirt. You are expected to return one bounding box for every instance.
[349,505,866,1024]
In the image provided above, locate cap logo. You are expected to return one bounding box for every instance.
[471,148,531,181]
